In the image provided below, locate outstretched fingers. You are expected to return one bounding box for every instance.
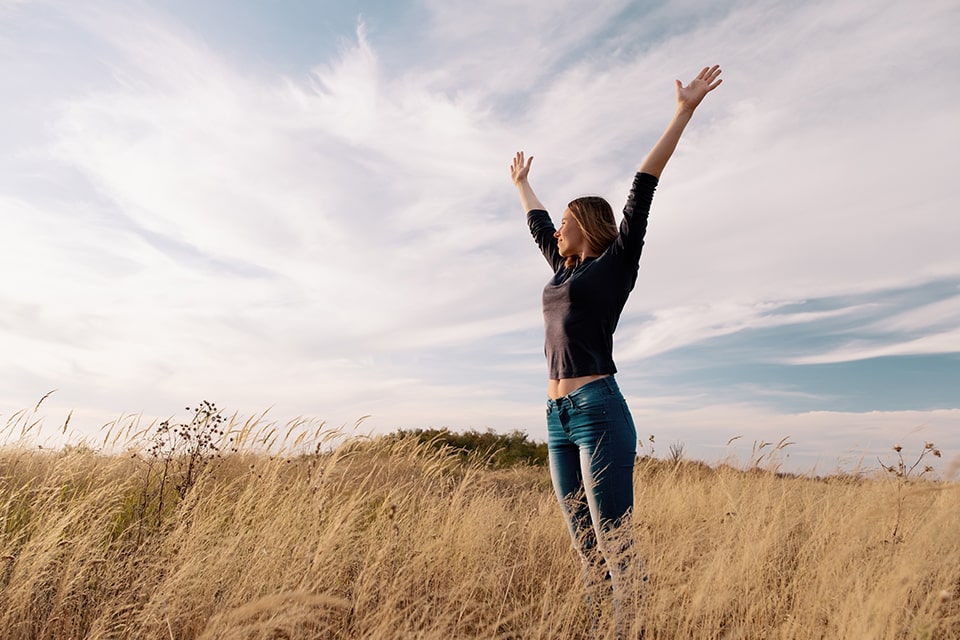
[675,65,723,112]
[510,151,533,183]
[700,64,723,91]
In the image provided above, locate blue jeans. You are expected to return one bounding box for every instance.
[547,375,640,635]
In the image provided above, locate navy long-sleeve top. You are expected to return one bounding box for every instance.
[526,172,659,379]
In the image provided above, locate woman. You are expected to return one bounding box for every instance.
[510,65,722,634]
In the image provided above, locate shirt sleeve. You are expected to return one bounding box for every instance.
[527,209,565,272]
[606,172,658,265]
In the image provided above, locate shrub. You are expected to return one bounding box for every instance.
[386,428,548,468]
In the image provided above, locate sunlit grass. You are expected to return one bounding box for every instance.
[0,403,957,639]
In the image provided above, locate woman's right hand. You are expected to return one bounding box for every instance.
[511,151,545,212]
[510,151,533,185]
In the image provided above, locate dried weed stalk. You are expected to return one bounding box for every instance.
[879,441,941,543]
[132,401,226,543]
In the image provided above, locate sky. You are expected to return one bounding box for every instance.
[2,0,958,474]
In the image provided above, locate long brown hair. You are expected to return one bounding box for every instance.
[565,196,617,268]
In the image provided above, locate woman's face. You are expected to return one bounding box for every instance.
[555,208,587,258]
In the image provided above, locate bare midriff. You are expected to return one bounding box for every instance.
[548,374,610,400]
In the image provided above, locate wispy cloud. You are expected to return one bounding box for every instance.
[45,7,530,354]
[1,0,958,458]
[616,300,869,361]
[788,330,960,365]
[622,399,960,474]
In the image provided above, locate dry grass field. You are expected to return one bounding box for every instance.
[0,404,957,639]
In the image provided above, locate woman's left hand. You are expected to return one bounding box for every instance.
[676,65,723,113]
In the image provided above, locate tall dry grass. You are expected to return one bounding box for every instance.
[0,408,957,639]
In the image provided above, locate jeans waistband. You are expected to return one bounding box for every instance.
[547,375,619,410]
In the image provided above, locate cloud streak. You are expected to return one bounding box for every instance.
[1,0,957,471]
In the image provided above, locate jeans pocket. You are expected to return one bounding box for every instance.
[569,392,609,418]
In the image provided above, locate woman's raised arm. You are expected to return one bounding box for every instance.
[638,65,723,179]
[511,151,546,213]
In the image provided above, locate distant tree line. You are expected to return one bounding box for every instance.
[387,428,548,468]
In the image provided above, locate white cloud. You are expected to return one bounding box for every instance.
[769,291,960,365]
[787,329,960,365]
[622,399,960,475]
[1,4,549,437]
[1,0,958,456]
[614,300,870,361]
[44,9,532,351]
[416,0,636,96]
[867,294,960,334]
[633,0,959,304]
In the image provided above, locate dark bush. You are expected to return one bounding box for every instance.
[388,428,548,468]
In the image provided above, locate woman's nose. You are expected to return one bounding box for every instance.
[553,229,561,238]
